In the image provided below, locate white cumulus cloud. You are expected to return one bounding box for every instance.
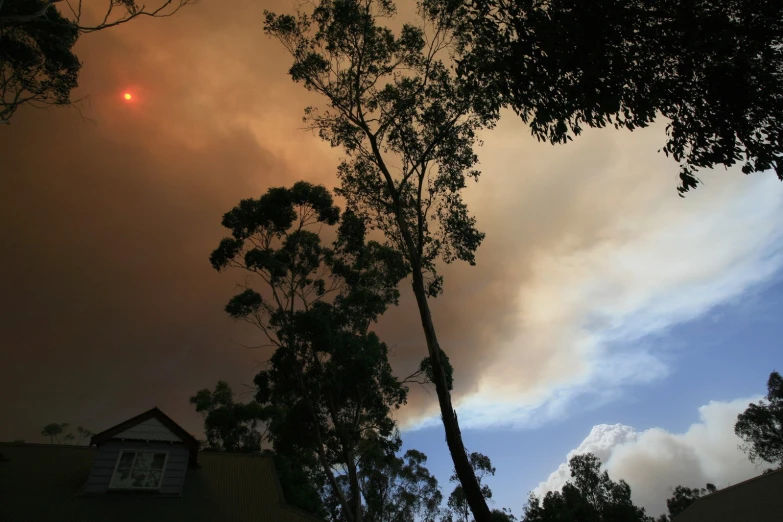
[532,397,768,516]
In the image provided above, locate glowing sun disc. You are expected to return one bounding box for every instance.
[123,93,132,100]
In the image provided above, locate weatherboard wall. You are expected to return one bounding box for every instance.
[83,440,190,494]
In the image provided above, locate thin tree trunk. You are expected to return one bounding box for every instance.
[310,346,364,522]
[366,134,492,522]
[293,361,356,522]
[409,268,492,522]
[347,452,363,522]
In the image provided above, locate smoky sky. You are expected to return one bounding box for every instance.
[0,0,522,440]
[4,0,781,442]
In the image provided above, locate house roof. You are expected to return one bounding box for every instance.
[90,407,199,451]
[0,443,325,522]
[89,407,200,465]
[673,467,783,522]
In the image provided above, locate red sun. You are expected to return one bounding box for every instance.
[123,93,132,101]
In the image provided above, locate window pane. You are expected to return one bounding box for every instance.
[133,452,154,470]
[130,470,148,488]
[110,451,167,488]
[150,454,166,470]
[110,469,134,488]
[144,470,162,488]
[117,452,136,469]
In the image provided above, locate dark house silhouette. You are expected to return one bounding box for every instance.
[0,407,324,522]
[673,468,783,522]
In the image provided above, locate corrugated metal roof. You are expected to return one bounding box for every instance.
[673,468,783,522]
[0,443,325,522]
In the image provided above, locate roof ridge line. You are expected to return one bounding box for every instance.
[706,466,783,496]
[0,442,96,449]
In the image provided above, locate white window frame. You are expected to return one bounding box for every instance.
[108,450,169,491]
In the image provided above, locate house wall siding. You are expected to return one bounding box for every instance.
[112,417,182,442]
[83,440,189,495]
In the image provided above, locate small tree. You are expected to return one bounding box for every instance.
[40,423,91,445]
[40,422,67,444]
[210,181,410,522]
[189,380,270,453]
[662,484,717,520]
[75,426,93,445]
[359,448,444,522]
[735,370,783,468]
[0,0,194,124]
[190,381,326,517]
[446,452,496,522]
[523,453,651,522]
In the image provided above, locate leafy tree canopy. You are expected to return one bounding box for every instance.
[0,0,79,124]
[356,447,444,522]
[424,0,783,196]
[211,181,411,522]
[40,422,92,445]
[40,422,67,444]
[189,381,327,517]
[263,2,499,518]
[735,370,783,467]
[0,0,193,124]
[446,451,497,522]
[189,380,270,453]
[523,453,651,522]
[661,483,717,521]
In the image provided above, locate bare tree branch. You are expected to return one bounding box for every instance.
[0,0,195,33]
[0,0,194,125]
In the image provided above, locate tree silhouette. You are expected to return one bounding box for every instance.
[423,0,782,196]
[40,423,91,445]
[189,381,270,453]
[40,422,67,444]
[210,182,410,522]
[735,370,783,468]
[523,453,651,522]
[446,452,496,522]
[262,1,783,520]
[0,0,194,124]
[74,426,92,445]
[661,484,717,521]
[264,2,499,519]
[190,381,326,517]
[354,447,443,522]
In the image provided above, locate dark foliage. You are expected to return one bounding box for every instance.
[425,0,783,196]
[735,370,783,467]
[271,450,329,517]
[523,453,652,522]
[446,451,497,522]
[357,447,444,522]
[663,483,717,520]
[189,381,270,453]
[263,2,500,519]
[419,348,454,391]
[489,509,517,522]
[0,0,192,124]
[189,381,327,516]
[39,422,92,445]
[211,181,410,522]
[40,422,67,444]
[0,0,80,123]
